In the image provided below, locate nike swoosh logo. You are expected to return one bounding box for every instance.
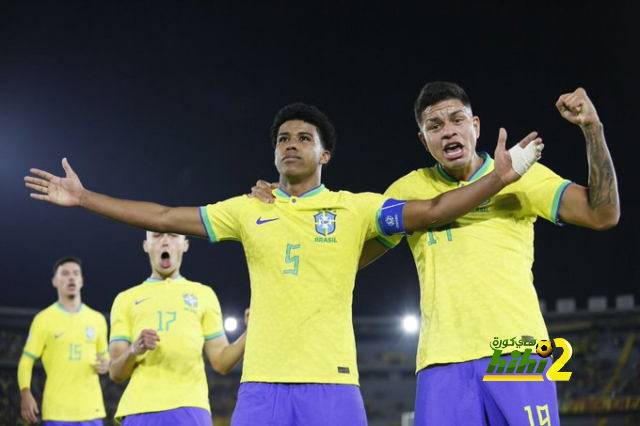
[256,217,280,225]
[54,333,65,339]
[135,298,151,305]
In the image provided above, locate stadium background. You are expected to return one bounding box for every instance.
[1,1,638,425]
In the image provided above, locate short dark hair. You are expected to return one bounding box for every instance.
[414,81,472,125]
[270,103,337,156]
[53,256,82,275]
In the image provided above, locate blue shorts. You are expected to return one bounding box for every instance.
[231,383,367,426]
[414,355,559,426]
[44,420,103,426]
[121,407,212,426]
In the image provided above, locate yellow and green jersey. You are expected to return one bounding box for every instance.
[109,276,224,420]
[20,303,108,421]
[380,153,572,372]
[200,184,388,385]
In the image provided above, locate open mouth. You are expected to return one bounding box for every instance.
[444,142,464,158]
[160,251,171,268]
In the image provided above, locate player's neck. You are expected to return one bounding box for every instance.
[58,297,82,313]
[442,153,483,182]
[150,269,181,280]
[278,173,322,197]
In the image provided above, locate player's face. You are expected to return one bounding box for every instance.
[144,232,189,276]
[418,99,480,172]
[52,262,83,298]
[274,120,330,180]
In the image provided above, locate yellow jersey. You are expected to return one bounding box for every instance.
[200,185,388,385]
[21,303,108,421]
[381,154,572,372]
[109,276,224,420]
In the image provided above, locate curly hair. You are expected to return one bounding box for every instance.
[271,103,336,155]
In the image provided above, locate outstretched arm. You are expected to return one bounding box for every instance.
[555,88,620,230]
[25,158,207,237]
[402,128,542,232]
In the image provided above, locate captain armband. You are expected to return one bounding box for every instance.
[377,199,407,236]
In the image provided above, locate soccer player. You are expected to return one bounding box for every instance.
[24,102,542,425]
[17,256,109,425]
[108,231,248,425]
[360,84,619,425]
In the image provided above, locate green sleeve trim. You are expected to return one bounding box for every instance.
[204,330,225,341]
[109,336,132,344]
[22,350,38,360]
[199,206,218,243]
[550,181,573,225]
[375,236,398,249]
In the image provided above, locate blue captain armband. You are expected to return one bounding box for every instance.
[377,199,407,236]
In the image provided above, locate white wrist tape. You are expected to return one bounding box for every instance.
[509,141,543,176]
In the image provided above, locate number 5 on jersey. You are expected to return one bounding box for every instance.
[284,243,300,276]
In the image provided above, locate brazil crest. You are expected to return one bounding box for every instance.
[314,211,336,236]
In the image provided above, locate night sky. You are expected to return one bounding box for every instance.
[2,2,638,321]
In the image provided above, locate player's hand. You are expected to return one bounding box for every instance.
[24,158,85,207]
[20,389,39,424]
[556,88,600,128]
[244,308,250,327]
[95,354,109,374]
[493,128,544,185]
[248,180,278,204]
[131,329,160,356]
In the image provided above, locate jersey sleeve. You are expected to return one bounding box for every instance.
[348,192,388,240]
[374,180,409,249]
[199,196,247,243]
[519,163,573,225]
[109,293,133,344]
[202,287,225,341]
[22,314,46,360]
[17,353,35,390]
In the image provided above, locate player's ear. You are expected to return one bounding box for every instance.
[473,116,480,139]
[320,150,331,166]
[183,239,190,253]
[143,240,149,253]
[418,132,430,152]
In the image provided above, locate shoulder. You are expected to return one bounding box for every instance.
[203,194,252,209]
[36,303,59,318]
[183,279,218,297]
[391,167,435,186]
[81,304,100,315]
[385,167,436,195]
[31,305,54,326]
[28,305,58,334]
[83,305,108,321]
[519,162,564,185]
[331,190,389,213]
[112,284,145,306]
